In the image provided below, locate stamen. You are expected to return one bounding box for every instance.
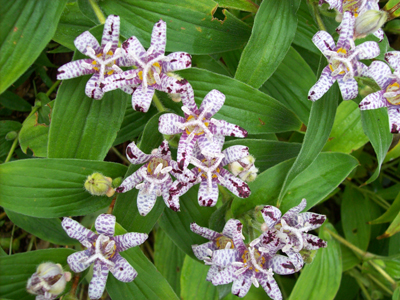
[181,105,194,116]
[206,249,213,256]
[154,163,164,175]
[249,237,261,247]
[161,166,172,174]
[86,46,96,58]
[125,72,136,80]
[81,62,94,69]
[231,261,244,267]
[112,65,123,73]
[136,182,145,190]
[207,171,212,193]
[234,267,248,276]
[248,247,271,276]
[103,42,112,55]
[225,242,232,249]
[251,276,259,288]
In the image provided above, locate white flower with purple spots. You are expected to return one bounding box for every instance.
[61,214,147,300]
[57,15,129,100]
[308,11,380,101]
[116,140,196,215]
[359,52,400,133]
[102,20,192,112]
[167,139,251,211]
[159,86,248,171]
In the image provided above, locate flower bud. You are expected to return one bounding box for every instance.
[5,131,17,141]
[27,262,71,299]
[112,177,123,188]
[355,10,388,39]
[84,173,115,197]
[228,155,259,183]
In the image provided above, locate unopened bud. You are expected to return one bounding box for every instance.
[355,10,388,39]
[228,155,259,183]
[27,262,71,299]
[84,173,115,197]
[300,249,317,264]
[168,93,182,102]
[112,177,123,188]
[5,131,17,141]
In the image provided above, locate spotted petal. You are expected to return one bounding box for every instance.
[110,253,137,282]
[190,223,220,240]
[137,189,158,216]
[259,274,282,300]
[303,233,327,250]
[101,15,120,51]
[74,31,101,55]
[132,86,155,112]
[210,119,247,138]
[221,145,250,167]
[85,73,105,100]
[177,131,197,170]
[369,61,393,89]
[102,69,141,92]
[359,91,387,110]
[312,31,336,54]
[126,142,151,164]
[212,249,237,267]
[320,0,342,10]
[163,52,192,72]
[308,65,335,101]
[170,160,197,183]
[338,77,358,100]
[269,255,297,275]
[95,214,116,237]
[211,264,235,285]
[222,219,243,238]
[197,134,225,158]
[199,89,225,119]
[219,169,251,198]
[299,212,326,230]
[385,51,400,72]
[232,274,252,297]
[388,106,400,133]
[57,59,95,80]
[355,41,380,60]
[116,167,144,193]
[206,265,219,282]
[192,241,215,260]
[158,113,185,135]
[114,232,148,252]
[62,217,96,244]
[261,205,282,229]
[198,179,219,207]
[67,250,92,273]
[282,199,306,222]
[181,83,199,116]
[168,179,197,211]
[337,12,355,50]
[89,260,109,300]
[122,36,146,61]
[373,28,384,43]
[160,73,188,94]
[150,20,167,58]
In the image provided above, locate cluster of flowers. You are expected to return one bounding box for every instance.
[309,2,400,133]
[191,199,327,299]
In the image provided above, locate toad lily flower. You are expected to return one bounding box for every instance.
[159,86,247,170]
[308,11,380,101]
[116,140,196,215]
[359,52,400,133]
[167,139,251,211]
[102,20,192,112]
[61,214,147,300]
[57,15,129,100]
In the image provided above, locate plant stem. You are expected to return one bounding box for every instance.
[4,137,19,163]
[9,224,15,255]
[368,259,397,287]
[365,273,393,295]
[0,212,6,220]
[111,147,130,164]
[355,276,373,300]
[46,80,60,97]
[309,0,327,31]
[107,196,117,215]
[88,0,106,24]
[152,93,166,112]
[27,236,35,252]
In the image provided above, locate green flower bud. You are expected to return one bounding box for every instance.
[228,155,259,183]
[355,10,388,38]
[84,173,115,197]
[5,131,17,141]
[112,177,123,188]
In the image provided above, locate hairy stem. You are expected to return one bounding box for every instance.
[152,93,166,112]
[88,0,106,24]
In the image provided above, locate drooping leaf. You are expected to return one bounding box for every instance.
[0,120,21,158]
[235,0,300,88]
[378,211,400,239]
[369,192,400,225]
[0,159,126,218]
[0,0,68,93]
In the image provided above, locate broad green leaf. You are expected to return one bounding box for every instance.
[0,159,126,218]
[0,120,21,157]
[380,255,400,279]
[278,82,339,205]
[223,139,301,173]
[192,55,231,77]
[289,223,341,300]
[159,185,216,259]
[0,246,6,256]
[5,209,78,245]
[113,112,165,234]
[341,185,371,251]
[235,0,300,88]
[361,108,392,184]
[394,286,400,300]
[0,248,75,300]
[334,274,359,300]
[154,228,185,295]
[232,152,358,216]
[341,244,361,272]
[181,256,218,300]
[0,91,31,112]
[378,211,400,239]
[323,100,368,153]
[389,230,400,256]
[293,1,319,54]
[177,68,302,134]
[106,224,180,300]
[215,0,258,13]
[98,0,252,55]
[260,47,314,125]
[77,0,102,24]
[370,192,400,225]
[0,0,68,93]
[53,1,96,50]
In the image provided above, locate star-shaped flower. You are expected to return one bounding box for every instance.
[57,15,130,100]
[159,86,247,170]
[308,12,380,101]
[167,139,251,211]
[102,20,192,112]
[62,214,147,300]
[359,52,400,133]
[115,140,195,215]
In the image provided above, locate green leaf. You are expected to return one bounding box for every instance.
[378,210,400,239]
[5,209,78,245]
[177,68,302,134]
[370,192,400,225]
[341,244,361,272]
[0,0,68,93]
[0,158,126,218]
[361,107,392,184]
[106,223,180,300]
[0,248,75,300]
[235,0,300,88]
[159,185,216,259]
[278,82,339,206]
[98,0,251,55]
[293,1,319,54]
[181,256,218,300]
[323,100,368,153]
[231,152,358,217]
[154,228,186,295]
[341,185,371,251]
[384,138,400,163]
[394,286,400,300]
[0,120,21,157]
[260,47,314,125]
[0,91,31,112]
[215,0,258,13]
[289,223,342,300]
[113,112,165,234]
[223,139,301,173]
[192,55,231,77]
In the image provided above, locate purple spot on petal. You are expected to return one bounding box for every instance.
[127,147,137,159]
[116,187,125,193]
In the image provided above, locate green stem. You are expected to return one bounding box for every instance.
[365,273,394,295]
[355,276,373,300]
[46,80,60,97]
[345,181,390,210]
[218,185,233,203]
[9,224,15,255]
[152,93,166,112]
[310,0,327,31]
[111,147,130,164]
[368,260,397,287]
[88,0,106,24]
[27,236,35,252]
[4,137,19,163]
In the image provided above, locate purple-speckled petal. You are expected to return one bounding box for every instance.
[373,28,384,42]
[221,145,250,167]
[62,217,97,244]
[137,189,157,216]
[320,0,342,10]
[260,230,282,254]
[102,69,141,92]
[158,113,185,135]
[101,15,120,50]
[159,73,188,94]
[337,12,355,50]
[369,61,393,89]
[85,73,104,100]
[122,36,146,62]
[285,250,304,271]
[177,132,197,170]
[126,142,151,164]
[312,31,336,54]
[206,265,219,281]
[219,169,251,199]
[57,59,95,80]
[355,41,380,60]
[74,31,101,55]
[198,179,219,207]
[109,253,137,282]
[338,77,358,100]
[303,233,328,250]
[181,83,199,115]
[168,179,197,211]
[222,219,243,238]
[163,52,192,72]
[192,241,215,260]
[356,61,369,77]
[116,167,144,193]
[170,160,197,183]
[308,65,335,101]
[299,212,327,230]
[67,250,92,273]
[190,223,220,240]
[388,106,400,133]
[89,260,109,300]
[150,20,167,58]
[210,119,247,138]
[119,85,137,95]
[132,86,155,112]
[211,264,235,285]
[259,275,282,300]
[232,274,252,297]
[359,91,387,110]
[282,199,306,221]
[158,140,171,158]
[114,232,148,252]
[212,249,237,267]
[197,134,225,158]
[385,51,400,72]
[261,206,282,229]
[199,89,225,119]
[231,221,246,251]
[95,214,116,237]
[269,254,297,275]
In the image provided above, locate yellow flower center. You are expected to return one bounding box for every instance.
[215,236,234,249]
[92,51,115,75]
[329,48,349,75]
[147,157,168,177]
[343,0,360,17]
[185,115,209,136]
[199,158,220,178]
[386,82,400,105]
[138,62,162,85]
[241,249,265,272]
